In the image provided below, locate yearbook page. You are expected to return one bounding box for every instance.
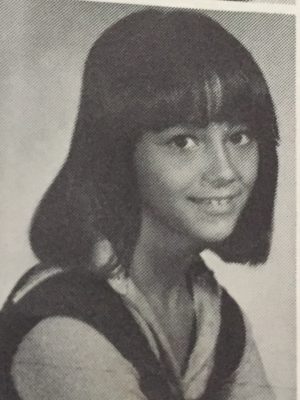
[0,0,296,399]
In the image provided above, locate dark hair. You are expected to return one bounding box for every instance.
[30,8,279,269]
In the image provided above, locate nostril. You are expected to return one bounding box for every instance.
[203,151,236,186]
[206,174,236,188]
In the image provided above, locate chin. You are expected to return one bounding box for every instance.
[191,221,236,244]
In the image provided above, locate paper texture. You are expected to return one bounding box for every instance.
[0,0,296,399]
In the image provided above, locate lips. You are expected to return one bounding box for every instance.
[188,193,241,214]
[188,193,240,202]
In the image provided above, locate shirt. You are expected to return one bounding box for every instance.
[11,264,275,400]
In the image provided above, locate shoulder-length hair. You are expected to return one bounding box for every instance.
[30,8,279,269]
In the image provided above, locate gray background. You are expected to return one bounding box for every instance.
[0,1,295,398]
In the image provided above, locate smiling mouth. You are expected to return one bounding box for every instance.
[188,194,241,213]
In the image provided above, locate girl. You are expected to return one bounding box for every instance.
[0,8,278,400]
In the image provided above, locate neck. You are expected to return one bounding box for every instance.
[130,211,203,298]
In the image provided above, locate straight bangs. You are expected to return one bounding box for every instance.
[110,66,276,143]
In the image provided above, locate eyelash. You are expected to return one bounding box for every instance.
[228,132,253,146]
[168,132,254,151]
[168,135,199,150]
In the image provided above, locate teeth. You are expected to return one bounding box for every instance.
[190,196,235,209]
[205,198,230,207]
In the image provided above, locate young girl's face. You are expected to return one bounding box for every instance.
[134,122,259,244]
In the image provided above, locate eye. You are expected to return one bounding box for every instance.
[229,131,253,146]
[169,135,198,150]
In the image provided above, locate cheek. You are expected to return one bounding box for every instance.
[136,156,183,200]
[246,150,259,187]
[135,147,191,204]
[233,146,259,189]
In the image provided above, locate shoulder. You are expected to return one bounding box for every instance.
[12,316,144,400]
[4,267,147,399]
[221,315,276,399]
[6,265,112,318]
[12,316,135,370]
[1,266,124,376]
[201,284,275,399]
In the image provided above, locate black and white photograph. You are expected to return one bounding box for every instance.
[0,0,296,399]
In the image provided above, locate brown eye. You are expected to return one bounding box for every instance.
[229,132,252,146]
[170,135,198,150]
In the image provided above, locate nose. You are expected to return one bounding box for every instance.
[202,141,237,187]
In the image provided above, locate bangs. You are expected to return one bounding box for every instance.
[111,67,273,139]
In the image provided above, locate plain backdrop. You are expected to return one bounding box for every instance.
[0,1,295,398]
